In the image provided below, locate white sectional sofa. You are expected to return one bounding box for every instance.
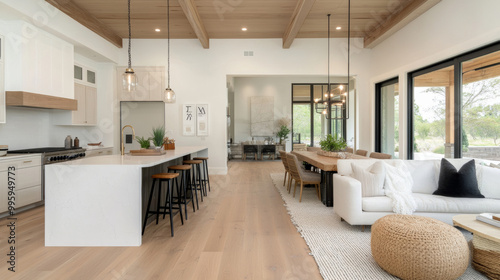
[333,159,500,226]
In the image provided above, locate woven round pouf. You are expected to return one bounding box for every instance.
[371,215,469,280]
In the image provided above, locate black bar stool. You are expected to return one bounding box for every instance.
[183,159,205,200]
[193,157,211,194]
[168,165,197,217]
[142,173,183,236]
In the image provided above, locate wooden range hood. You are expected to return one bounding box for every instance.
[6,91,77,110]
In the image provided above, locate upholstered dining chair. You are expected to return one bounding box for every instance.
[345,147,354,153]
[286,154,321,202]
[293,143,307,151]
[369,152,393,159]
[307,146,321,152]
[279,150,291,188]
[355,149,368,156]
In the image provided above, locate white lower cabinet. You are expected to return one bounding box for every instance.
[0,155,42,213]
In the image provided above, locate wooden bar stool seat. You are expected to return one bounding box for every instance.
[142,172,183,236]
[183,160,205,200]
[168,165,197,216]
[193,157,211,194]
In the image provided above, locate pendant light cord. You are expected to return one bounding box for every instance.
[127,0,132,69]
[167,0,171,88]
[327,14,331,101]
[347,0,350,99]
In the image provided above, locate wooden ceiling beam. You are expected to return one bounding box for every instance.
[177,0,210,49]
[282,0,316,49]
[363,0,441,49]
[45,0,123,48]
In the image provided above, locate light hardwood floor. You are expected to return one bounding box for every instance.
[0,160,322,280]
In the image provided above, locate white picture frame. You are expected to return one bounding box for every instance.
[196,104,208,136]
[182,104,196,136]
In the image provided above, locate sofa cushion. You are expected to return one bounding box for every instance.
[362,194,500,213]
[480,165,500,199]
[434,159,484,198]
[413,193,500,213]
[362,196,392,212]
[404,160,439,194]
[337,159,380,176]
[350,162,386,197]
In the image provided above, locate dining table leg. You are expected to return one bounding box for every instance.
[320,170,336,207]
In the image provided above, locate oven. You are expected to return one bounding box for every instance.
[8,147,86,200]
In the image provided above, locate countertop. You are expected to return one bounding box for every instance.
[51,146,207,168]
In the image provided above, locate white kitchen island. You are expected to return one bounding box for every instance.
[45,146,208,246]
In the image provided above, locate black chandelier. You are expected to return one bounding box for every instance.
[314,0,351,120]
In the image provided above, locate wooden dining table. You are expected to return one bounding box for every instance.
[291,150,367,207]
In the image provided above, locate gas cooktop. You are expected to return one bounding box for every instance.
[8,147,85,153]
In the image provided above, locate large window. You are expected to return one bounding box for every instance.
[375,78,399,158]
[292,84,346,147]
[408,42,500,163]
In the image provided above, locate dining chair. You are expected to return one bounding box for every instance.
[345,147,354,153]
[286,154,321,202]
[307,147,321,152]
[293,143,307,151]
[279,151,291,188]
[355,149,368,156]
[369,152,393,159]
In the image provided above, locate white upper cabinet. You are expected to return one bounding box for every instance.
[4,21,74,99]
[117,66,165,101]
[0,34,5,123]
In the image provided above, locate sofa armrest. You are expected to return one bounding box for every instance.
[334,174,363,224]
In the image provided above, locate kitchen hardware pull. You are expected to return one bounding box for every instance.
[23,160,33,163]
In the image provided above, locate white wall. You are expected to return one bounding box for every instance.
[368,0,500,159]
[121,38,371,174]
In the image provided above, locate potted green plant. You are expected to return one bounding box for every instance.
[276,125,291,144]
[136,136,152,149]
[319,134,347,158]
[151,126,166,149]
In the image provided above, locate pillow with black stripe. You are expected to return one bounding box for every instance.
[433,158,484,198]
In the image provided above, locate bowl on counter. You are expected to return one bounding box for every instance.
[0,145,8,157]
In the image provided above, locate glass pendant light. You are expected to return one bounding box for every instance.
[123,0,137,93]
[163,0,176,103]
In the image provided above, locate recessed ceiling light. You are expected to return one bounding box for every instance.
[155,28,161,32]
[336,26,341,30]
[242,27,248,31]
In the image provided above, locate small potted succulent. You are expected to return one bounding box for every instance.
[136,136,152,149]
[319,134,348,158]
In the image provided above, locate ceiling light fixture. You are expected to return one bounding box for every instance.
[242,27,248,31]
[155,28,161,32]
[314,0,351,121]
[336,26,341,30]
[122,0,137,93]
[163,0,176,103]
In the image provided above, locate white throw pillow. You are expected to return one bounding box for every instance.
[403,160,438,194]
[350,162,386,197]
[480,165,500,199]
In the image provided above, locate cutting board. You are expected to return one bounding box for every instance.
[130,149,166,156]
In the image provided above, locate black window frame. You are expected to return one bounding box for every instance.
[375,77,399,153]
[407,40,500,159]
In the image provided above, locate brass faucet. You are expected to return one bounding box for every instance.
[121,125,136,155]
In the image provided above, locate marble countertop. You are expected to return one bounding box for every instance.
[52,146,207,168]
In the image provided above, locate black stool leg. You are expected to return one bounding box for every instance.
[204,159,211,192]
[189,169,200,209]
[142,179,156,235]
[167,179,174,236]
[194,164,204,201]
[174,178,184,225]
[156,179,161,225]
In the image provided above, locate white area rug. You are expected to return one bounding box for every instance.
[270,173,487,280]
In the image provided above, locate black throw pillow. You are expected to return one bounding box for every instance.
[433,158,484,198]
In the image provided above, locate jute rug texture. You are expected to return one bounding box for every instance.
[270,173,487,280]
